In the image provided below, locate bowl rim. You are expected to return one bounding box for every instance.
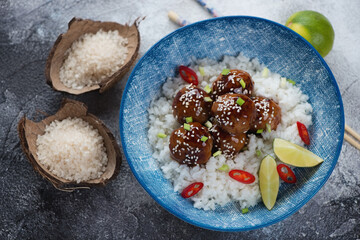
[119,15,345,232]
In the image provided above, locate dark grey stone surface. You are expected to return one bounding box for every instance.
[0,0,359,239]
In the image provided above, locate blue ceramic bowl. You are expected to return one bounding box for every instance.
[119,16,344,231]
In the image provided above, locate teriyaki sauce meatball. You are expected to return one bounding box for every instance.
[169,122,213,165]
[210,124,248,157]
[212,69,254,99]
[172,84,212,124]
[250,96,282,132]
[211,93,256,135]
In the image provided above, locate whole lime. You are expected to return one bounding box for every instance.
[286,10,335,57]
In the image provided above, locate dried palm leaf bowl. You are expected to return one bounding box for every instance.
[45,17,140,95]
[18,99,122,191]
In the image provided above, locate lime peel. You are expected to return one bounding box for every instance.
[285,10,335,57]
[259,155,279,210]
[273,138,324,167]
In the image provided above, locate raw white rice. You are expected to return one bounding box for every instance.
[36,117,108,183]
[59,29,129,89]
[148,54,312,210]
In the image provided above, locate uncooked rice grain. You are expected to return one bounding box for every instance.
[36,117,108,183]
[59,29,128,89]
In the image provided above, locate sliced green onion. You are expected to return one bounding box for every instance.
[242,208,249,214]
[256,129,263,134]
[199,66,205,76]
[185,117,193,123]
[287,79,296,85]
[266,123,272,133]
[221,68,230,75]
[218,164,230,172]
[204,85,211,94]
[262,67,269,78]
[184,123,191,131]
[280,77,287,88]
[242,146,248,151]
[205,121,213,129]
[201,136,208,142]
[204,97,213,102]
[236,97,245,106]
[157,133,167,138]
[239,79,246,88]
[213,150,222,157]
[256,149,262,157]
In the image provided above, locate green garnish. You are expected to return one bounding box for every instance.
[287,79,296,85]
[242,146,248,151]
[199,66,205,76]
[218,164,230,172]
[236,97,245,106]
[242,208,249,214]
[221,69,230,75]
[157,133,167,138]
[185,117,193,123]
[239,79,246,88]
[213,151,222,157]
[201,136,208,142]
[205,121,213,129]
[266,123,272,133]
[184,123,191,131]
[256,129,264,134]
[204,97,213,102]
[256,149,262,157]
[204,85,212,94]
[280,77,287,88]
[262,67,269,77]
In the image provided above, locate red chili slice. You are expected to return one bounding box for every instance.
[229,170,255,184]
[277,164,297,183]
[297,121,310,145]
[181,182,204,198]
[179,65,199,86]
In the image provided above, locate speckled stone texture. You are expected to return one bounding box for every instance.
[0,0,359,239]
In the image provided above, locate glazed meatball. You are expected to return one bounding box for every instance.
[172,84,212,124]
[169,122,213,165]
[211,93,256,135]
[250,96,282,132]
[212,69,254,99]
[210,124,248,157]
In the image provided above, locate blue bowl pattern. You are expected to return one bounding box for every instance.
[119,16,344,231]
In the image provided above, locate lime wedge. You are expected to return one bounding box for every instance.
[273,138,324,167]
[259,155,279,210]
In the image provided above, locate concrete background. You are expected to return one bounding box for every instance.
[0,0,359,239]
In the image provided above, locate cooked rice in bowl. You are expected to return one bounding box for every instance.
[147,53,312,210]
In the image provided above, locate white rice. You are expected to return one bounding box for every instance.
[36,117,108,183]
[148,54,312,210]
[59,29,129,90]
